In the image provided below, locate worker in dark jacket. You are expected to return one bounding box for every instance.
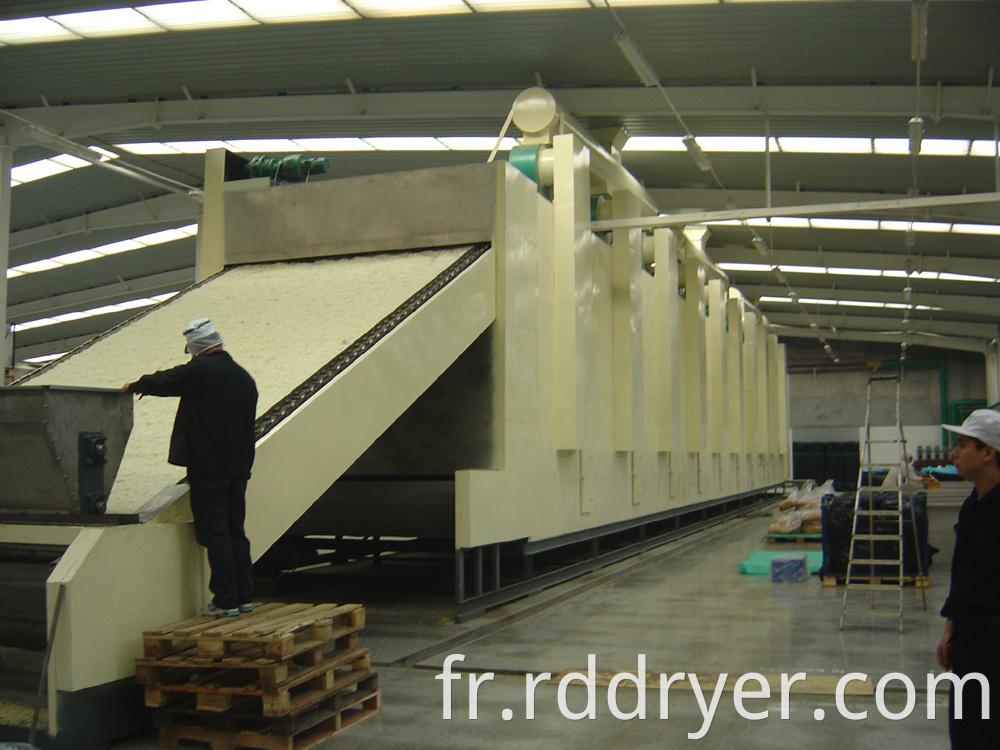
[126,318,258,618]
[937,409,1000,748]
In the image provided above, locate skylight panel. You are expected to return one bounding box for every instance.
[0,17,80,44]
[347,0,472,17]
[767,217,811,228]
[828,267,883,277]
[51,249,103,265]
[12,259,63,274]
[622,136,686,152]
[810,218,880,231]
[225,139,302,152]
[695,136,767,153]
[437,136,518,151]
[137,0,258,30]
[292,138,374,151]
[98,239,146,256]
[779,265,826,275]
[364,137,447,151]
[952,223,1000,236]
[970,140,999,157]
[135,228,192,245]
[10,160,74,183]
[717,263,772,272]
[466,1,591,10]
[162,140,230,153]
[50,8,164,38]
[939,272,994,283]
[117,143,184,155]
[918,139,970,157]
[873,138,910,155]
[232,0,359,22]
[909,221,951,233]
[777,137,871,154]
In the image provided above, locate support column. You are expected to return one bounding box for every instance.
[197,148,228,281]
[727,292,747,486]
[654,229,680,453]
[552,133,589,450]
[1,147,12,377]
[611,190,641,451]
[986,342,1000,407]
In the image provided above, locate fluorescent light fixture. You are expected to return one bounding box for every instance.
[438,136,518,151]
[137,0,257,30]
[53,311,93,323]
[0,17,80,43]
[6,269,25,279]
[778,137,871,154]
[613,31,660,87]
[908,116,924,155]
[467,0,590,9]
[346,0,471,17]
[231,0,359,22]
[879,220,911,232]
[51,8,164,37]
[683,135,713,171]
[971,140,999,157]
[909,271,938,281]
[952,223,1000,236]
[883,270,909,278]
[225,139,302,152]
[622,136,686,152]
[810,218,880,231]
[364,137,447,151]
[50,154,94,169]
[918,139,971,157]
[292,137,374,151]
[717,263,772,272]
[695,136,767,153]
[758,296,794,304]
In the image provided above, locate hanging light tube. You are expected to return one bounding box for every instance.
[612,31,660,88]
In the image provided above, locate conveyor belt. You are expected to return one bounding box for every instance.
[19,245,486,514]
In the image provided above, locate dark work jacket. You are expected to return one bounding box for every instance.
[128,349,258,478]
[940,481,1000,621]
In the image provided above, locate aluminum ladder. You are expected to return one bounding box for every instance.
[839,374,928,632]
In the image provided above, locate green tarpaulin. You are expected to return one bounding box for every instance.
[737,550,823,576]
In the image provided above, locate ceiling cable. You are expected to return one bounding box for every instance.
[605,0,838,360]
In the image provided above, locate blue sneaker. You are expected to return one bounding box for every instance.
[238,603,254,614]
[201,602,239,618]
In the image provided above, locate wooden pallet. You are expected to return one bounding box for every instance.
[143,645,371,716]
[143,602,365,660]
[822,575,930,588]
[156,674,380,750]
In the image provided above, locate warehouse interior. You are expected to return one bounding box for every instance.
[1,1,999,748]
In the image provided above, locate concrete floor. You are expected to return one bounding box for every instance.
[99,500,960,750]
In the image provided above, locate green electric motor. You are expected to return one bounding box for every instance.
[242,154,330,183]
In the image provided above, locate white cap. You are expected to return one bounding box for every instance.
[183,318,223,354]
[941,409,1000,452]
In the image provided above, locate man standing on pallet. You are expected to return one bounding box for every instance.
[125,318,258,618]
[937,409,1000,748]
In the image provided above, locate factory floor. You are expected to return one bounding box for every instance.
[100,498,963,750]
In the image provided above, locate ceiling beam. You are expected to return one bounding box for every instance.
[772,324,986,354]
[745,283,997,317]
[765,311,999,340]
[2,85,996,147]
[710,247,1000,279]
[11,193,200,250]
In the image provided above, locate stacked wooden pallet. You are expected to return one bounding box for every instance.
[136,602,380,750]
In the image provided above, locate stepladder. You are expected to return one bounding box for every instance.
[839,375,928,632]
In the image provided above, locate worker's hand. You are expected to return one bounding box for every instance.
[937,620,954,670]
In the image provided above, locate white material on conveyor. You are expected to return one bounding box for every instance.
[28,248,466,514]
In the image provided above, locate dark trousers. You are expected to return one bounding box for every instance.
[949,623,999,749]
[188,472,254,610]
